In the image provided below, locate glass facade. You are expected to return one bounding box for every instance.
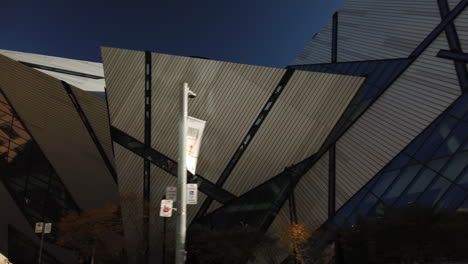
[8,225,62,264]
[194,166,304,231]
[333,93,468,226]
[0,91,78,240]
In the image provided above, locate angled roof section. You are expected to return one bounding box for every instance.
[291,0,441,65]
[0,54,118,209]
[102,47,365,198]
[0,49,105,93]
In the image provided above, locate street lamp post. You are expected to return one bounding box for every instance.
[175,83,196,264]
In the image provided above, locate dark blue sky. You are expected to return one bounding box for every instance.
[1,0,344,68]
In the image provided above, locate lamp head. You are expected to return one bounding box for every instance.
[188,90,197,99]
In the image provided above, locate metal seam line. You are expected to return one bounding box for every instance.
[194,68,296,219]
[143,51,152,264]
[437,0,468,92]
[143,51,152,207]
[410,0,468,58]
[437,50,468,62]
[328,144,336,218]
[332,12,338,63]
[110,126,236,203]
[20,61,104,79]
[62,81,118,183]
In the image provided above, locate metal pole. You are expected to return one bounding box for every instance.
[175,83,189,264]
[38,231,45,264]
[162,195,167,264]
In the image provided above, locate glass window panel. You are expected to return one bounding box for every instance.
[0,125,11,139]
[405,122,437,156]
[0,94,7,104]
[462,139,468,151]
[370,170,401,197]
[333,190,368,225]
[449,94,468,119]
[0,104,12,115]
[414,116,458,161]
[455,167,468,189]
[417,177,451,207]
[381,165,422,205]
[438,121,468,156]
[0,110,12,123]
[354,192,378,217]
[436,184,467,209]
[0,138,9,154]
[440,151,468,181]
[367,201,386,218]
[11,125,30,141]
[408,168,438,199]
[27,176,50,189]
[385,153,411,171]
[426,157,450,172]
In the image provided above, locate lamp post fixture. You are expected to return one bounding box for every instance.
[175,83,196,264]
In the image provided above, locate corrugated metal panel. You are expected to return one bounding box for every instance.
[454,7,468,52]
[207,201,223,213]
[101,47,145,142]
[295,151,329,229]
[149,52,285,183]
[114,145,144,264]
[148,165,206,262]
[251,205,290,264]
[291,18,333,65]
[335,32,461,208]
[71,87,114,166]
[449,0,460,10]
[0,55,118,209]
[0,49,104,92]
[291,0,442,65]
[224,71,364,196]
[337,0,440,62]
[0,49,104,76]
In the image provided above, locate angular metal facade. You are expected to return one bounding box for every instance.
[1,1,467,263]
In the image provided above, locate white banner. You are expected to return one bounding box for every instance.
[166,186,177,202]
[160,200,173,217]
[187,184,198,205]
[186,116,206,175]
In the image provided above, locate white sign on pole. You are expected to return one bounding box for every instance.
[186,117,206,175]
[35,222,44,233]
[44,223,52,234]
[160,199,174,217]
[187,184,198,205]
[166,186,177,202]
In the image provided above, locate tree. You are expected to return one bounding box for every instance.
[279,223,314,263]
[57,205,125,263]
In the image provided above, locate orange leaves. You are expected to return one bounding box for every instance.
[281,223,313,262]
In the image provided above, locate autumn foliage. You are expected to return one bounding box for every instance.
[57,205,125,263]
[281,223,313,262]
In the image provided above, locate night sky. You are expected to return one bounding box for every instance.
[1,0,344,68]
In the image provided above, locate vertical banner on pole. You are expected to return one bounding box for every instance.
[186,116,206,175]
